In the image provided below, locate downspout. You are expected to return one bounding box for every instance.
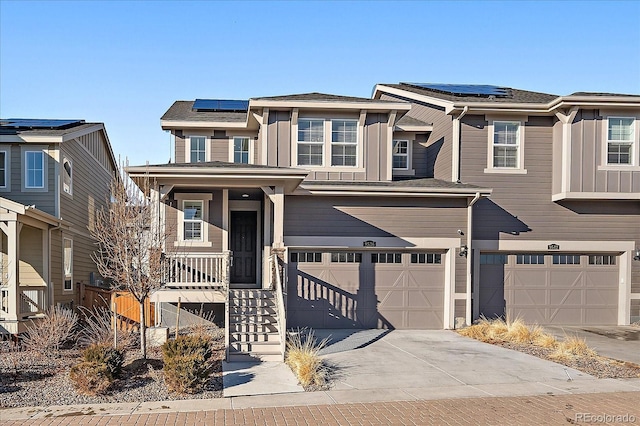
[466,192,481,326]
[452,106,469,183]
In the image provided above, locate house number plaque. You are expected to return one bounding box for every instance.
[363,240,376,247]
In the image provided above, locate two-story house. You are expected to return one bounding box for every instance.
[373,83,640,328]
[127,86,639,361]
[0,119,118,334]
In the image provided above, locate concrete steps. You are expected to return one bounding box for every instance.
[228,289,284,362]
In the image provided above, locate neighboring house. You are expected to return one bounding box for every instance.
[0,119,118,334]
[126,87,639,361]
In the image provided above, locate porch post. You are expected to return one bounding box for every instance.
[272,186,284,248]
[3,219,21,322]
[263,192,272,289]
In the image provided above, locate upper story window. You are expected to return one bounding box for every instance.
[331,120,358,166]
[62,157,72,195]
[0,150,7,189]
[189,136,207,163]
[493,121,520,168]
[485,118,527,174]
[392,140,409,170]
[182,200,203,241]
[233,137,251,164]
[607,117,634,165]
[25,150,45,188]
[297,119,324,166]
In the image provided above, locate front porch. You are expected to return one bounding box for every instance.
[0,198,65,334]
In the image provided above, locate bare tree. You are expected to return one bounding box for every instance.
[90,171,170,359]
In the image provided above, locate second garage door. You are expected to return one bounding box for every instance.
[288,251,445,329]
[479,253,619,325]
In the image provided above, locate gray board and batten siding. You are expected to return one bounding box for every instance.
[379,93,453,181]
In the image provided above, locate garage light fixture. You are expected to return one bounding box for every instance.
[634,248,640,261]
[459,245,468,257]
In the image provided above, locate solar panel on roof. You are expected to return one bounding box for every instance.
[404,83,510,97]
[192,99,249,112]
[1,119,84,129]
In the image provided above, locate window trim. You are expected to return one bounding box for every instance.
[63,237,73,292]
[0,148,10,191]
[186,135,209,163]
[599,115,639,170]
[484,117,527,174]
[174,193,212,247]
[22,147,48,192]
[392,139,411,171]
[228,136,254,164]
[62,156,73,197]
[292,116,364,171]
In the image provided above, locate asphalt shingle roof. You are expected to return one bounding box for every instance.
[395,115,432,127]
[253,92,398,103]
[0,122,100,136]
[161,101,247,122]
[382,83,558,104]
[570,92,639,97]
[132,161,302,171]
[302,178,484,190]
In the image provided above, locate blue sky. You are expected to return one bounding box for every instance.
[1,0,639,167]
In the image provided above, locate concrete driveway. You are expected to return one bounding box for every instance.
[311,329,640,402]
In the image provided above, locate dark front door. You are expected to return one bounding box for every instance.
[230,211,258,285]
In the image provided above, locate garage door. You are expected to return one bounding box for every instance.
[288,251,445,329]
[479,253,619,325]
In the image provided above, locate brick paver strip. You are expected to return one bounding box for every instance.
[2,392,639,425]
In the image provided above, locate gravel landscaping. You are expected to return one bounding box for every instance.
[0,332,225,409]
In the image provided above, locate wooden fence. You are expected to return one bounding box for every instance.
[79,283,155,330]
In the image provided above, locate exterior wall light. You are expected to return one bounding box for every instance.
[459,245,468,257]
[634,248,640,261]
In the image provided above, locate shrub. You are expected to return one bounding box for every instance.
[162,335,213,394]
[285,328,329,390]
[69,361,112,395]
[77,305,137,350]
[551,335,596,360]
[83,344,124,380]
[22,306,78,355]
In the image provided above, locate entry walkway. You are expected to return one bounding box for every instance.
[2,392,639,425]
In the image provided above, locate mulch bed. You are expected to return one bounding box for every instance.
[0,333,225,409]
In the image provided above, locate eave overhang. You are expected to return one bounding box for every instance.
[295,184,492,198]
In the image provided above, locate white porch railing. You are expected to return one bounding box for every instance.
[164,252,231,289]
[270,253,287,361]
[19,287,46,317]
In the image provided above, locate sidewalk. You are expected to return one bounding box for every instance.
[2,391,639,425]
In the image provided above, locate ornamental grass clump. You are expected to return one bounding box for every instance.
[69,344,124,395]
[285,329,330,390]
[551,335,597,360]
[162,334,213,394]
[22,306,78,356]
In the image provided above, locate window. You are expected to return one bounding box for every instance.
[297,119,324,166]
[189,136,207,163]
[588,255,616,265]
[371,253,402,264]
[331,120,358,166]
[63,238,73,291]
[392,140,409,170]
[290,252,322,263]
[233,137,251,164]
[516,254,545,265]
[25,151,45,188]
[607,117,634,165]
[480,254,508,265]
[182,201,203,241]
[62,158,72,195]
[552,254,581,265]
[331,252,362,263]
[0,151,6,188]
[493,121,520,168]
[410,253,442,264]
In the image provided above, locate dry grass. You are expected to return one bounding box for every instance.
[285,329,329,390]
[551,335,597,360]
[459,317,598,360]
[77,305,138,350]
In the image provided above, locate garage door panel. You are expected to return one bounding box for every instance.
[486,253,619,326]
[288,251,445,329]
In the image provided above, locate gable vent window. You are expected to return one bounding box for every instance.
[62,158,72,195]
